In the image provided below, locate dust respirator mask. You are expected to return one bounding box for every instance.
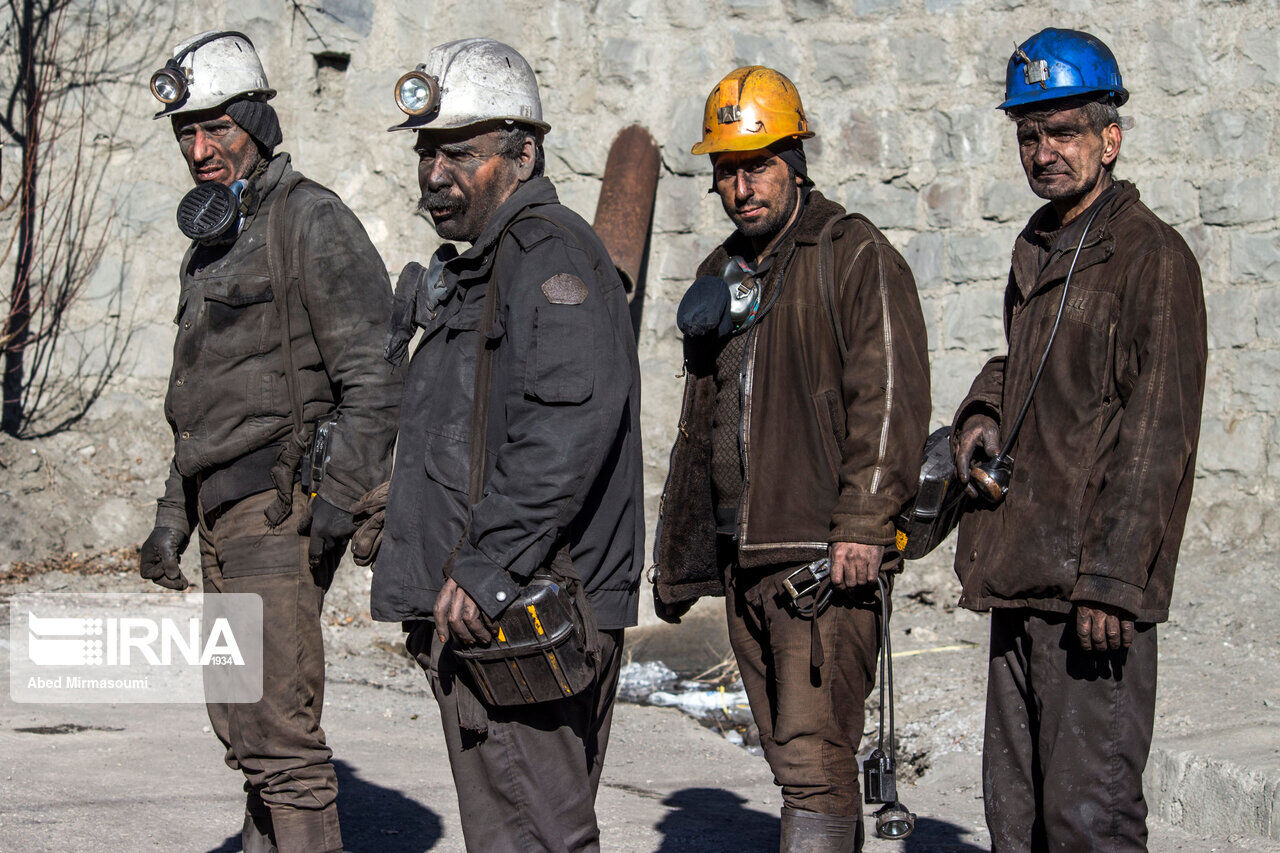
[676,256,762,339]
[723,257,761,328]
[176,178,248,245]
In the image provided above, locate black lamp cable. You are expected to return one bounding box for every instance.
[992,185,1117,464]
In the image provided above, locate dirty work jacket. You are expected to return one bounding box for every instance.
[371,177,644,630]
[154,154,400,533]
[654,191,931,601]
[952,181,1206,623]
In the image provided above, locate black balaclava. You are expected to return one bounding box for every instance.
[708,136,814,193]
[768,137,813,187]
[225,98,283,151]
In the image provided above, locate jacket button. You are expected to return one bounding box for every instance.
[175,378,184,387]
[181,431,191,440]
[495,591,508,603]
[970,550,977,562]
[182,321,191,330]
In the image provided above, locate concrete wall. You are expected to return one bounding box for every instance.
[5,0,1276,596]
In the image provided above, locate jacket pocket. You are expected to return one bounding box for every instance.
[527,304,593,404]
[813,390,843,483]
[218,532,303,578]
[201,274,276,358]
[1063,286,1113,330]
[422,430,470,495]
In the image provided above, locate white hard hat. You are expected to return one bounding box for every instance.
[151,31,275,119]
[388,38,550,134]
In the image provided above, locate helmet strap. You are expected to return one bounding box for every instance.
[174,30,254,65]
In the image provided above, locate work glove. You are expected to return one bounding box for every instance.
[350,481,390,567]
[302,497,356,570]
[139,526,190,591]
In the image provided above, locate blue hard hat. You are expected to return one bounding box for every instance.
[999,28,1128,111]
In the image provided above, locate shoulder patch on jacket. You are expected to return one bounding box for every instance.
[541,274,588,305]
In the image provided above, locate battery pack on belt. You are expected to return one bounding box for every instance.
[451,575,597,706]
[893,426,967,560]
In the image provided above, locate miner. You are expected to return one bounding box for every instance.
[652,67,931,851]
[951,29,1207,851]
[137,31,399,853]
[367,38,644,851]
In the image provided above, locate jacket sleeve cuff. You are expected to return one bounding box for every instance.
[316,477,361,514]
[155,504,192,538]
[952,397,1001,434]
[830,491,898,546]
[1070,574,1143,618]
[450,546,523,620]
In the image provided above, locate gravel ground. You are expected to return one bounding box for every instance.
[3,412,1277,849]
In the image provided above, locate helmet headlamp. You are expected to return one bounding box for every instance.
[395,68,441,117]
[150,63,188,104]
[149,31,253,108]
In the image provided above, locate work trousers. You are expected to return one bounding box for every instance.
[984,608,1158,853]
[199,486,342,853]
[724,557,881,827]
[408,623,624,853]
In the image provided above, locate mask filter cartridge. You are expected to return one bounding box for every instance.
[722,256,760,330]
[177,179,246,244]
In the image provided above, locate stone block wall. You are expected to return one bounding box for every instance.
[4,0,1275,599]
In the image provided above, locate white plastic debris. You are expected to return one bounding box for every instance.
[616,660,679,703]
[647,687,754,725]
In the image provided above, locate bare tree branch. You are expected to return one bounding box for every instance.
[1,0,173,436]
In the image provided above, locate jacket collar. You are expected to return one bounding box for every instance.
[702,189,845,276]
[1012,180,1139,299]
[449,176,560,283]
[243,152,292,223]
[791,190,846,246]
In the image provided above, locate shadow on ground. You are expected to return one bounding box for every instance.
[653,789,984,853]
[899,815,986,851]
[655,787,779,851]
[206,759,444,852]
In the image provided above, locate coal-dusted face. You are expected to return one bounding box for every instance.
[711,149,801,244]
[414,125,534,244]
[173,109,261,187]
[1013,104,1120,205]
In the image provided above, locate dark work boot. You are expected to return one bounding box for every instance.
[242,790,278,853]
[271,802,343,853]
[780,807,863,852]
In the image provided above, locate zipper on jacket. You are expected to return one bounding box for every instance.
[732,240,802,550]
[735,327,759,544]
[651,365,697,580]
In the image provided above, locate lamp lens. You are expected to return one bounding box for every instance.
[151,70,183,103]
[398,76,431,113]
[874,805,914,840]
[881,819,909,838]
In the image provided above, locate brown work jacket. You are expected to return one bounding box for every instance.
[953,181,1206,623]
[654,192,931,603]
[155,154,400,534]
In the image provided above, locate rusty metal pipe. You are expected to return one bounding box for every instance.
[592,125,660,296]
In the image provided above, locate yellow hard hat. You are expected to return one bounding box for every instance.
[691,66,814,156]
